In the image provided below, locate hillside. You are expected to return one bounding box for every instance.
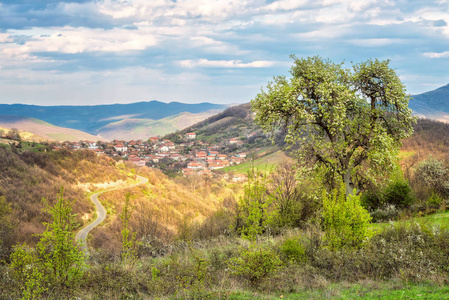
[410,83,449,121]
[0,101,227,138]
[97,110,222,140]
[0,115,102,142]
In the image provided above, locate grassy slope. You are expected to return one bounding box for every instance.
[97,111,221,140]
[222,147,293,173]
[0,116,101,142]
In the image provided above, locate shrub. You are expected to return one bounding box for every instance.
[322,184,371,250]
[280,236,306,263]
[383,179,414,209]
[426,192,443,209]
[413,157,449,201]
[230,245,281,286]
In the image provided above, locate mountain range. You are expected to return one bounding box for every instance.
[0,101,226,140]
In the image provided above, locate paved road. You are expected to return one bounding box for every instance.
[76,174,148,254]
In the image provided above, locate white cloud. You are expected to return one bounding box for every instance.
[423,51,449,58]
[2,27,158,56]
[0,33,13,43]
[179,59,275,68]
[349,38,405,47]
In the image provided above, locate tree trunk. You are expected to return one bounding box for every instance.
[343,171,354,197]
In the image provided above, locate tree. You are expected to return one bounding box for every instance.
[121,193,137,263]
[10,188,85,298]
[251,56,415,194]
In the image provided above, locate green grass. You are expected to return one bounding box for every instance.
[227,282,449,299]
[369,209,449,234]
[223,149,292,173]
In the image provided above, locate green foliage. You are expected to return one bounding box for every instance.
[9,188,86,298]
[361,169,414,213]
[383,179,415,209]
[280,236,306,263]
[229,245,281,286]
[426,192,443,209]
[322,184,372,250]
[120,193,137,263]
[251,56,415,193]
[235,168,272,241]
[0,194,13,261]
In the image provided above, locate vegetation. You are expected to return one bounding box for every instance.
[3,57,449,299]
[9,188,85,299]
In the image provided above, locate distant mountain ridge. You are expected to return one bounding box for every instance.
[410,84,449,122]
[0,101,227,136]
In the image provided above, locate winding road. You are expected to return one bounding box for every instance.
[76,174,148,254]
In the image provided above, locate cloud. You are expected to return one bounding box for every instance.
[179,59,275,68]
[0,0,448,104]
[0,33,13,43]
[423,51,449,58]
[2,27,158,56]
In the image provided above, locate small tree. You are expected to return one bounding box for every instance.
[235,167,272,241]
[10,188,85,298]
[322,183,372,250]
[121,193,137,262]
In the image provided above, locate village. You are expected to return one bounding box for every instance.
[59,131,253,182]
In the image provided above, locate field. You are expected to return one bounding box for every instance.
[223,147,293,173]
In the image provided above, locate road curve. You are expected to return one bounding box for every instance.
[76,174,148,254]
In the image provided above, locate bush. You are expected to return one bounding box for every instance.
[280,236,306,263]
[383,179,414,209]
[230,245,282,286]
[413,157,449,201]
[426,192,443,209]
[322,184,371,250]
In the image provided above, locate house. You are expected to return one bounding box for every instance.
[232,174,247,182]
[86,141,98,150]
[185,132,196,140]
[209,151,219,156]
[238,153,247,158]
[170,153,181,161]
[217,154,227,160]
[114,144,128,152]
[158,145,169,153]
[229,138,239,144]
[208,161,227,170]
[187,162,203,170]
[196,151,207,158]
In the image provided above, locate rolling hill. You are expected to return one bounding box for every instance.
[97,110,222,140]
[0,101,227,137]
[0,115,102,142]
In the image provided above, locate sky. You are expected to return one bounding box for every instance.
[0,0,448,106]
